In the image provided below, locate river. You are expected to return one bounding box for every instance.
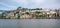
[0,19,60,28]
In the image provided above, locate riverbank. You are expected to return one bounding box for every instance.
[0,17,60,19]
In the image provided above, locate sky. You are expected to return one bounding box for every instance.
[0,0,60,10]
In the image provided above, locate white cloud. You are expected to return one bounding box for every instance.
[12,0,28,5]
[29,0,45,4]
[12,0,45,5]
[10,0,60,9]
[0,2,16,8]
[0,0,59,10]
[12,0,58,5]
[0,2,18,10]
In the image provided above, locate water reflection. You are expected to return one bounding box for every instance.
[0,19,60,28]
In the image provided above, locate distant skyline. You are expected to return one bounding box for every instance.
[0,0,60,10]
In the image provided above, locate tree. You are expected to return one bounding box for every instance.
[22,8,28,12]
[25,12,30,15]
[1,13,6,19]
[17,7,22,10]
[40,8,42,10]
[36,8,40,10]
[36,8,42,10]
[0,14,2,17]
[35,11,42,17]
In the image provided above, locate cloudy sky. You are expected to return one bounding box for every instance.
[0,0,60,10]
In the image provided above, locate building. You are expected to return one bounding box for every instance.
[9,12,15,17]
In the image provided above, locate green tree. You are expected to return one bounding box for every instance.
[25,12,30,15]
[17,7,22,10]
[35,11,42,17]
[1,13,6,19]
[22,8,28,12]
[40,8,42,10]
[36,8,40,10]
[36,8,42,10]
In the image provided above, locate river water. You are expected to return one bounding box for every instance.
[0,19,60,28]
